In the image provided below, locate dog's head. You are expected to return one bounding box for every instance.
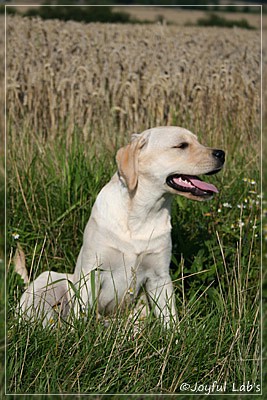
[116,126,225,201]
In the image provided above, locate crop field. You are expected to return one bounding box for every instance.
[7,16,260,144]
[113,6,263,29]
[5,14,264,395]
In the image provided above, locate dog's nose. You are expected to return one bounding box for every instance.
[212,149,225,163]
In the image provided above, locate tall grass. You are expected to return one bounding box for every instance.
[6,15,261,395]
[7,126,261,395]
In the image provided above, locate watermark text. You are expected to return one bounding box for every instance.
[179,381,261,394]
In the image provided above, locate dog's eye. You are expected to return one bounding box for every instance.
[173,142,189,150]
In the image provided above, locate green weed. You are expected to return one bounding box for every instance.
[6,123,261,395]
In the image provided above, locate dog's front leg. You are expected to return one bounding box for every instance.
[145,274,177,328]
[72,269,101,319]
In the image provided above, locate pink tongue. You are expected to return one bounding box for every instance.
[189,178,219,193]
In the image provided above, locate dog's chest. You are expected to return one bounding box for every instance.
[97,250,156,315]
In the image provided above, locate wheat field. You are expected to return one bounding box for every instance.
[114,6,263,29]
[6,15,260,151]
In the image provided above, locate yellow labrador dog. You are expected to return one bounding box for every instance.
[19,126,225,327]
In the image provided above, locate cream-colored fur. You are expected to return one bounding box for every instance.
[19,126,225,327]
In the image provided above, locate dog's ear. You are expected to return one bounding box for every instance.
[116,134,147,193]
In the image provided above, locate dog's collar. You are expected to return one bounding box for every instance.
[117,170,127,188]
[117,170,123,183]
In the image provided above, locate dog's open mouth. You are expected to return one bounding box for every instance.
[166,174,219,197]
